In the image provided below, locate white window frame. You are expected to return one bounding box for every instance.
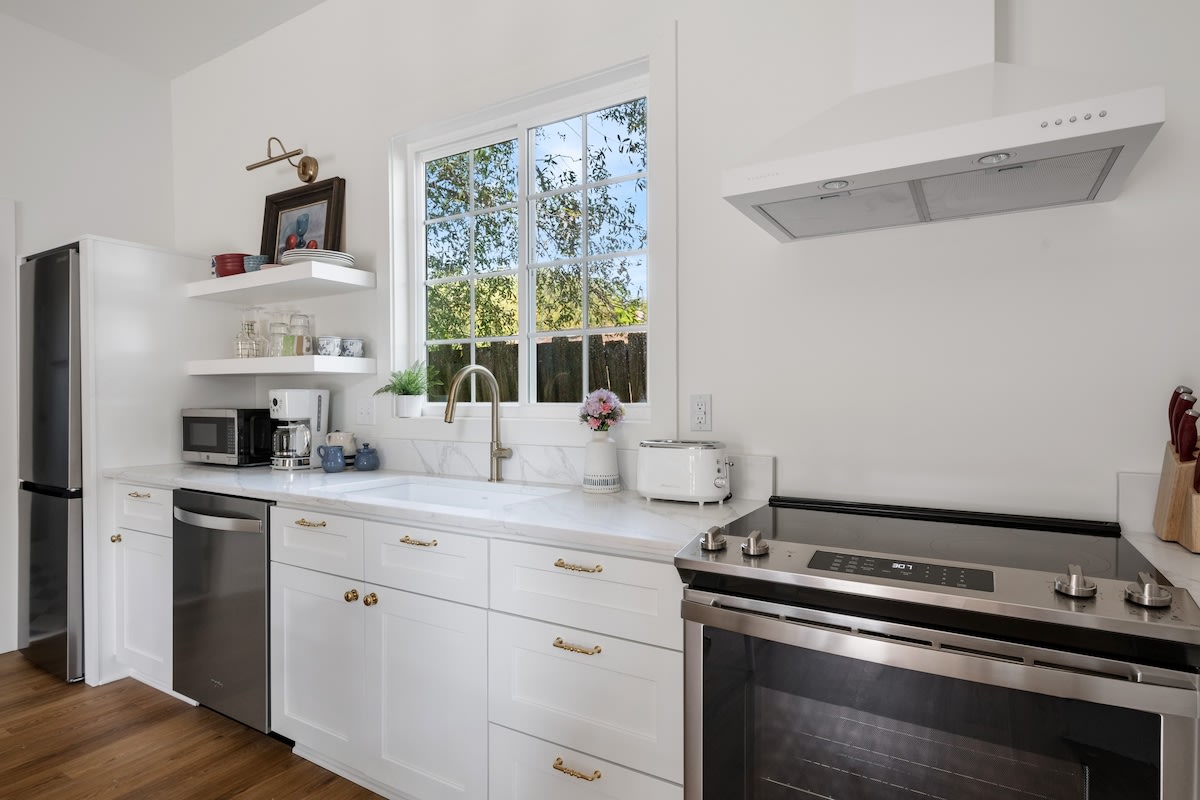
[388,52,677,447]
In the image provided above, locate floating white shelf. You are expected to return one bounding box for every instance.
[187,356,377,376]
[186,261,375,304]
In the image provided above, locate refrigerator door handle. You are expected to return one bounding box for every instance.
[173,506,264,534]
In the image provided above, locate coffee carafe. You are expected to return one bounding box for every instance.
[268,389,330,470]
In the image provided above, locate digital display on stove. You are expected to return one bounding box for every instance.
[808,550,995,592]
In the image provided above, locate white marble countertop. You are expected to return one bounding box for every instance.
[104,463,766,561]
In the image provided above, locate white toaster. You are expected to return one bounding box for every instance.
[636,440,732,505]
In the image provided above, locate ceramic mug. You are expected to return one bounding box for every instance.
[316,336,341,356]
[317,444,345,473]
[340,338,364,357]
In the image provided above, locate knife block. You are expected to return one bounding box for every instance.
[1181,496,1200,553]
[1152,442,1195,542]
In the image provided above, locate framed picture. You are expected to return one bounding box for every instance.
[260,176,346,263]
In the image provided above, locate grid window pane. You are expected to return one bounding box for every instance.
[534,117,583,192]
[475,209,518,272]
[536,336,583,403]
[475,275,518,337]
[588,256,647,328]
[427,344,470,402]
[588,332,647,404]
[535,191,583,263]
[587,99,647,181]
[476,341,519,402]
[426,281,471,340]
[535,265,582,332]
[426,218,470,279]
[588,179,647,255]
[426,152,469,219]
[474,140,518,209]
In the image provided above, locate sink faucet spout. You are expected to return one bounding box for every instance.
[443,364,512,482]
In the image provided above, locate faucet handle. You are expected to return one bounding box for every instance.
[493,446,513,459]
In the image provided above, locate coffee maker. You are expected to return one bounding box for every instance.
[268,389,329,470]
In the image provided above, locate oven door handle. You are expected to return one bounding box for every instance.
[683,596,1200,719]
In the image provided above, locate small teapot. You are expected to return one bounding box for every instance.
[317,444,345,473]
[354,442,380,471]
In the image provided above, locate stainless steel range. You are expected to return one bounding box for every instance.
[675,497,1200,800]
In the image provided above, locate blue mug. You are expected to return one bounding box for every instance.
[317,444,345,473]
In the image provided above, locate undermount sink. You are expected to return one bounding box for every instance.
[339,476,567,511]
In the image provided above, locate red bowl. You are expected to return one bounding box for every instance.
[215,261,245,277]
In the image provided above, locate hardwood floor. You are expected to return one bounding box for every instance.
[0,651,382,799]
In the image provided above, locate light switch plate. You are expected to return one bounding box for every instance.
[356,397,375,425]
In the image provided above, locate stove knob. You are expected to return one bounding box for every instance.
[741,529,770,557]
[1125,571,1173,608]
[1054,564,1097,598]
[700,526,727,552]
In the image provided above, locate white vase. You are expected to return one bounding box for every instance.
[582,431,620,493]
[394,394,424,418]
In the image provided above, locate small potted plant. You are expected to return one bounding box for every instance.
[374,360,435,418]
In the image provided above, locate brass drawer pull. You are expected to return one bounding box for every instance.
[126,491,151,499]
[110,534,122,543]
[344,589,359,603]
[553,637,601,656]
[363,592,379,607]
[552,757,601,781]
[294,518,327,528]
[554,558,602,574]
[400,535,438,547]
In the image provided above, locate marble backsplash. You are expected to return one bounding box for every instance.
[370,437,775,501]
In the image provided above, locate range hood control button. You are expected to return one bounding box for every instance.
[741,530,769,557]
[1054,564,1097,598]
[700,526,727,552]
[1125,571,1173,608]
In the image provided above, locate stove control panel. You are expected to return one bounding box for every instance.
[808,550,995,592]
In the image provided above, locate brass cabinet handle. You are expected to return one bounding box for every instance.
[554,558,602,574]
[399,534,438,547]
[553,637,601,656]
[127,491,151,499]
[552,757,601,781]
[344,589,359,603]
[110,534,122,543]
[294,518,327,528]
[362,592,379,607]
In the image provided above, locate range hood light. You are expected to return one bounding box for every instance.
[977,152,1012,165]
[821,179,851,190]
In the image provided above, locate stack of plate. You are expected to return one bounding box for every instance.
[280,249,355,267]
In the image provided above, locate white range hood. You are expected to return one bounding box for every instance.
[723,61,1165,242]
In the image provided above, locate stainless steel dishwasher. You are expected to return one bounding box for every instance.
[172,489,273,733]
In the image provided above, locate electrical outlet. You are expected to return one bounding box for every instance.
[356,397,375,426]
[690,393,711,432]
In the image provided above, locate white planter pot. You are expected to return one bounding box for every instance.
[393,394,424,418]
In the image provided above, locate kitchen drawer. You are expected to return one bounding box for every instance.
[114,482,172,536]
[488,612,683,783]
[490,539,683,649]
[489,724,681,800]
[364,521,488,607]
[270,506,364,579]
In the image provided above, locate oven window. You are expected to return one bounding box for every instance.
[702,627,1159,799]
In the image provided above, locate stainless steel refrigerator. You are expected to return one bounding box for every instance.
[17,244,84,682]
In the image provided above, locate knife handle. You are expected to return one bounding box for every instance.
[1181,408,1200,464]
[1171,394,1197,451]
[1170,386,1194,446]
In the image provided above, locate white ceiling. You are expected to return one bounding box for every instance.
[0,0,329,78]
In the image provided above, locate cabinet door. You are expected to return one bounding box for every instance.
[113,528,172,685]
[363,585,488,800]
[490,724,682,800]
[489,612,684,783]
[270,561,364,766]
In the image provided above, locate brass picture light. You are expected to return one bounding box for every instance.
[245,136,319,183]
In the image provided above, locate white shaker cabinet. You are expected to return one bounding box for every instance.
[270,508,488,800]
[111,482,173,688]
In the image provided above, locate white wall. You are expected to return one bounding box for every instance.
[170,0,1199,519]
[0,200,15,654]
[0,15,177,654]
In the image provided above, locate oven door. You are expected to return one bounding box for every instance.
[683,590,1199,800]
